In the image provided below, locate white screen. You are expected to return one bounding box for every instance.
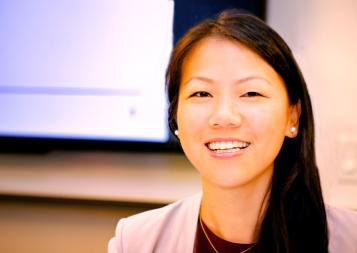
[0,0,174,142]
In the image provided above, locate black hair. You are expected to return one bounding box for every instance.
[166,9,328,253]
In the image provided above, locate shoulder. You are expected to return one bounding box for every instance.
[327,205,357,232]
[108,193,202,253]
[326,205,357,252]
[120,192,201,232]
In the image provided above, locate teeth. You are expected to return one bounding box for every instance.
[208,141,249,151]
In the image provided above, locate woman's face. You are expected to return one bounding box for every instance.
[176,36,299,190]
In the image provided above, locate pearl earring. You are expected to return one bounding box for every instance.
[290,126,296,133]
[174,130,179,136]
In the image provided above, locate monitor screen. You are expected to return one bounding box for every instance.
[0,0,173,146]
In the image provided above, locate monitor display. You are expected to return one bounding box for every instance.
[0,0,173,145]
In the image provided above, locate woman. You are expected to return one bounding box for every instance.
[108,9,357,253]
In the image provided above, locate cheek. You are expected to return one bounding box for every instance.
[177,104,196,147]
[244,102,289,141]
[176,103,190,132]
[176,103,208,157]
[177,103,208,132]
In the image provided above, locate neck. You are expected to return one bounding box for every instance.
[200,175,271,244]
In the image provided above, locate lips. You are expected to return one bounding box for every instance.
[205,140,250,153]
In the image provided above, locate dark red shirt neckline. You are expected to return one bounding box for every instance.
[194,218,254,253]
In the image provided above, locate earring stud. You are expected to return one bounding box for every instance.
[174,130,179,136]
[290,126,296,133]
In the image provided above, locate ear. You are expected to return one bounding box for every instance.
[285,100,301,138]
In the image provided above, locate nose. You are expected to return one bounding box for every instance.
[208,97,242,128]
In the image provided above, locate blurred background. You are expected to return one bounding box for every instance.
[1,0,356,252]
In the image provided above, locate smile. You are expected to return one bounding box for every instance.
[206,141,250,153]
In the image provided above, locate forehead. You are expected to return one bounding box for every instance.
[180,36,283,88]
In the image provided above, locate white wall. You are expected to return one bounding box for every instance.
[267,0,357,209]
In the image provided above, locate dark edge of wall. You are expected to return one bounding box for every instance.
[0,193,166,210]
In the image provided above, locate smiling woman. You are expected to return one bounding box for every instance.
[108,9,357,253]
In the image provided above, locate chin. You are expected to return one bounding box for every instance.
[202,173,255,190]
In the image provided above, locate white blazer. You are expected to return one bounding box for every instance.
[108,193,357,253]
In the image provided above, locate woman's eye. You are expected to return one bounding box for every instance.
[190,91,211,97]
[242,91,262,97]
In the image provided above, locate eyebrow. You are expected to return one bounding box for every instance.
[183,75,272,86]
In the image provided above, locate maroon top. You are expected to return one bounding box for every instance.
[194,218,254,253]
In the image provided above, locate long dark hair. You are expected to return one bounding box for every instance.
[166,9,328,253]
